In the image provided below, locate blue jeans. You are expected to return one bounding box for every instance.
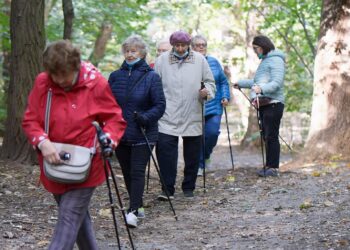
[199,114,222,169]
[156,133,201,195]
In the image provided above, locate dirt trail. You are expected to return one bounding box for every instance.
[1,143,349,250]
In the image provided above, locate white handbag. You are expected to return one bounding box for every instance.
[43,89,95,184]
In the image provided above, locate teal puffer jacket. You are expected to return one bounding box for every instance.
[238,50,285,103]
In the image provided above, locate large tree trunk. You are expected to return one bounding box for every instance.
[88,21,112,66]
[62,0,74,40]
[239,10,260,149]
[0,0,45,162]
[305,0,350,160]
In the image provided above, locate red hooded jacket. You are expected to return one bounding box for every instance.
[22,62,126,194]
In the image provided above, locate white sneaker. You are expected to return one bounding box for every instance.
[126,212,138,228]
[197,168,203,176]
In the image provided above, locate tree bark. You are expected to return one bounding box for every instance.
[62,0,74,40]
[239,10,261,149]
[0,0,45,162]
[88,21,112,66]
[305,0,350,160]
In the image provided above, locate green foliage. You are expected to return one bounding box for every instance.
[45,0,152,70]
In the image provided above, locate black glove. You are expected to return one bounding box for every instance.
[134,112,147,127]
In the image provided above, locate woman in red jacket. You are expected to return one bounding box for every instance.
[22,40,126,250]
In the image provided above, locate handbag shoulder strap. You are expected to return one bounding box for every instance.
[123,70,150,106]
[45,89,98,152]
[45,89,52,135]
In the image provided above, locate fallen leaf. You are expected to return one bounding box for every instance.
[312,171,321,177]
[37,240,50,247]
[226,176,235,182]
[98,208,112,219]
[300,200,313,210]
[324,200,334,207]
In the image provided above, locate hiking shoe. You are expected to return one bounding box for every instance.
[197,168,204,176]
[126,211,138,228]
[183,190,194,198]
[157,192,174,201]
[257,168,279,177]
[137,207,145,219]
[205,159,215,173]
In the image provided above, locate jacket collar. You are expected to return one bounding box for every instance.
[120,58,151,72]
[169,49,195,65]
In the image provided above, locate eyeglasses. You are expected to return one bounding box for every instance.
[253,46,260,51]
[194,43,207,48]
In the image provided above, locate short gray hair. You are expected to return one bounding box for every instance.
[191,34,207,47]
[121,35,148,58]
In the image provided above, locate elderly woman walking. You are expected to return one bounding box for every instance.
[108,35,165,228]
[234,35,285,177]
[155,30,215,199]
[22,40,126,249]
[191,35,231,176]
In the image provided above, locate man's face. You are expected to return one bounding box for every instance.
[156,42,171,57]
[173,43,189,56]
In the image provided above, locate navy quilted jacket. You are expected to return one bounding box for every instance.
[108,59,166,145]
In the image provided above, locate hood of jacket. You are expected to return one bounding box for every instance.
[264,49,285,61]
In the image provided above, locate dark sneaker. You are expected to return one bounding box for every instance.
[137,207,145,219]
[183,190,194,197]
[257,168,279,177]
[157,191,174,201]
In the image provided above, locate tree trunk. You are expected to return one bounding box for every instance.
[305,0,350,160]
[239,10,261,149]
[62,0,74,40]
[0,0,45,162]
[88,21,112,66]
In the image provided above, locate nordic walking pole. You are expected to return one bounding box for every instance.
[200,81,207,192]
[134,112,178,221]
[235,87,293,152]
[92,122,135,250]
[255,96,267,177]
[224,107,235,170]
[146,158,151,192]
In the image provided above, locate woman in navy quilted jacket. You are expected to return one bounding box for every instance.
[234,35,285,177]
[191,35,231,176]
[108,35,165,228]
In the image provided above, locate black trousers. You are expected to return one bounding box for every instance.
[115,144,152,211]
[156,133,201,196]
[259,102,284,168]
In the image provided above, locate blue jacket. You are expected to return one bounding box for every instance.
[238,50,285,103]
[205,56,230,116]
[108,59,166,145]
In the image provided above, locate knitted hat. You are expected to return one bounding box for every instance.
[169,31,191,46]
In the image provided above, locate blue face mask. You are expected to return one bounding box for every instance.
[126,58,141,66]
[258,53,264,59]
[174,50,189,59]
